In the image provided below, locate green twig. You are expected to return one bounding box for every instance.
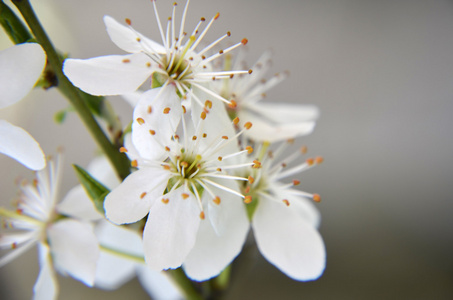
[11,0,130,180]
[167,268,204,300]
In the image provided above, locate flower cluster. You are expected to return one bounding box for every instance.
[0,0,326,299]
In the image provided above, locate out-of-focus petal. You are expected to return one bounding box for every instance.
[239,111,316,142]
[57,185,103,221]
[0,120,45,170]
[47,219,99,286]
[33,243,58,300]
[104,15,166,54]
[244,102,319,124]
[0,43,46,109]
[63,53,153,95]
[132,86,183,161]
[136,266,183,300]
[104,167,171,224]
[94,221,143,290]
[252,199,326,281]
[143,187,200,270]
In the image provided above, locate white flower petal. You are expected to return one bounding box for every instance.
[0,120,45,170]
[132,86,183,161]
[94,221,143,290]
[63,53,152,95]
[33,243,58,300]
[239,111,316,142]
[86,156,121,190]
[184,182,249,281]
[136,266,183,300]
[0,43,46,109]
[57,185,103,221]
[143,187,200,270]
[244,102,319,124]
[104,15,166,54]
[252,199,326,281]
[47,219,99,286]
[104,167,171,225]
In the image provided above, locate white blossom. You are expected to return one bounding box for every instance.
[0,43,46,170]
[0,156,99,299]
[63,0,251,108]
[104,85,252,280]
[240,141,326,281]
[213,51,319,142]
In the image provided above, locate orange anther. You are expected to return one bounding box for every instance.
[242,38,248,45]
[119,147,128,153]
[182,193,189,199]
[222,136,228,140]
[214,12,220,20]
[233,117,240,125]
[161,198,169,204]
[131,160,138,167]
[246,146,253,154]
[146,62,151,67]
[140,192,147,199]
[301,146,308,154]
[306,158,315,166]
[147,106,153,114]
[315,156,324,164]
[248,69,253,74]
[199,211,206,219]
[293,180,300,186]
[125,18,131,25]
[282,199,290,206]
[205,100,212,109]
[122,59,131,63]
[244,122,252,129]
[136,117,145,125]
[182,106,187,114]
[149,129,156,135]
[192,135,197,140]
[163,107,171,114]
[244,196,252,204]
[162,165,171,170]
[165,146,171,152]
[248,176,255,184]
[201,111,207,120]
[202,133,207,138]
[213,196,221,205]
[218,156,223,161]
[312,194,321,203]
[228,100,237,109]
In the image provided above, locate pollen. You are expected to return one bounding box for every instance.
[136,117,145,125]
[241,38,248,45]
[228,100,237,109]
[149,129,156,135]
[140,192,147,199]
[147,106,153,114]
[131,160,138,167]
[119,147,128,153]
[313,194,321,202]
[205,100,212,109]
[122,59,131,63]
[233,117,240,125]
[163,107,171,114]
[244,122,253,129]
[248,176,255,184]
[293,180,300,186]
[246,146,253,154]
[162,198,170,204]
[213,196,221,205]
[244,196,252,204]
[282,199,290,206]
[125,18,131,25]
[200,111,207,120]
[315,156,324,164]
[199,211,206,219]
[182,193,189,199]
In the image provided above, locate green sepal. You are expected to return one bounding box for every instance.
[245,197,259,221]
[151,72,165,89]
[0,1,32,44]
[73,164,110,214]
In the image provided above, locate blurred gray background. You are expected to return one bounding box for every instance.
[1,0,453,298]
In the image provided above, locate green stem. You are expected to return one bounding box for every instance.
[166,268,204,300]
[0,0,32,44]
[11,0,130,180]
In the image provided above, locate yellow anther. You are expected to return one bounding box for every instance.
[182,106,187,114]
[182,193,189,199]
[136,118,145,125]
[140,192,147,199]
[205,100,212,109]
[180,161,189,168]
[122,59,131,63]
[282,199,290,206]
[162,198,170,204]
[228,100,237,109]
[244,196,252,204]
[248,176,255,184]
[244,122,253,130]
[119,147,128,153]
[202,133,207,138]
[165,146,171,152]
[246,146,253,154]
[163,107,171,114]
[242,38,248,45]
[313,194,321,203]
[131,160,138,167]
[149,129,156,135]
[222,136,229,140]
[192,135,197,140]
[252,160,261,168]
[201,111,206,120]
[218,156,223,161]
[147,106,153,114]
[306,158,315,166]
[315,156,324,164]
[233,117,240,125]
[199,211,206,219]
[213,196,221,205]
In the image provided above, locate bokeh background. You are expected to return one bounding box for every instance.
[1,0,453,298]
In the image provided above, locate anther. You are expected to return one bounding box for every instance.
[248,176,255,184]
[200,111,206,120]
[227,31,231,37]
[149,129,156,135]
[244,122,253,129]
[199,211,206,219]
[131,160,138,167]
[201,17,206,22]
[119,147,128,153]
[306,158,315,166]
[163,107,171,114]
[180,161,189,168]
[12,242,17,249]
[228,100,237,109]
[214,12,220,20]
[125,18,132,26]
[301,146,308,154]
[202,133,207,138]
[216,168,222,172]
[136,37,141,42]
[222,136,228,140]
[140,192,147,199]
[146,62,151,67]
[233,117,240,125]
[293,180,300,186]
[182,106,187,114]
[253,160,261,168]
[218,156,223,161]
[281,163,287,168]
[192,135,197,140]
[219,50,224,54]
[213,196,221,205]
[136,118,145,125]
[182,193,189,199]
[163,165,171,170]
[122,59,131,63]
[282,199,290,206]
[241,38,248,45]
[312,194,321,203]
[147,106,153,114]
[248,69,253,74]
[315,156,324,164]
[244,186,250,194]
[205,100,212,109]
[244,196,252,204]
[162,198,170,204]
[246,146,253,154]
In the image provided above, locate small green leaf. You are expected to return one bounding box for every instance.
[73,164,110,214]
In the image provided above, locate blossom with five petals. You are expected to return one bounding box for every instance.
[63,0,250,108]
[104,85,252,280]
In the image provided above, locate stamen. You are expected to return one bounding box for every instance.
[136,118,145,125]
